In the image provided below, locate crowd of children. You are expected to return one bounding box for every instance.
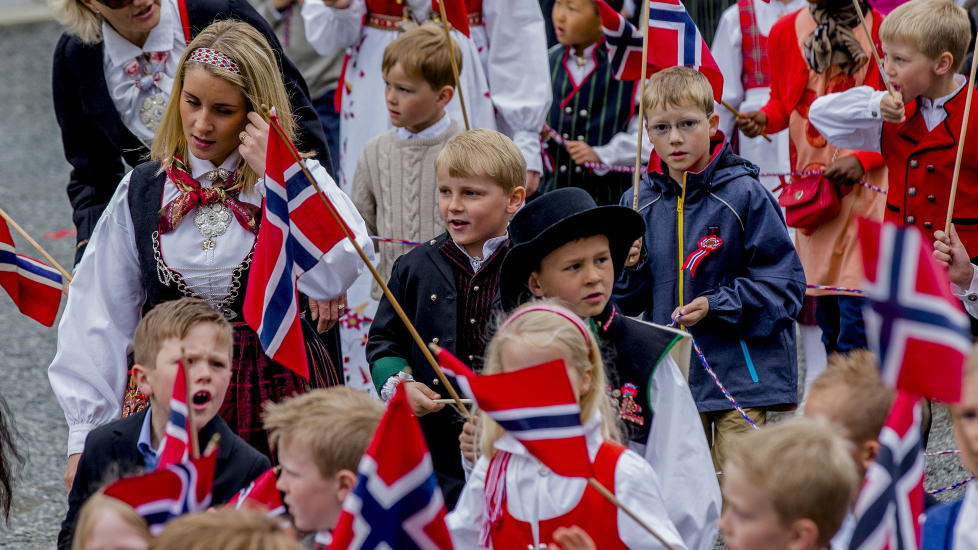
[2,0,975,547]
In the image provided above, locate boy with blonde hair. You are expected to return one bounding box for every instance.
[720,417,860,550]
[368,129,526,507]
[803,350,895,549]
[615,66,806,469]
[263,387,384,543]
[151,508,302,550]
[810,0,978,254]
[59,298,269,549]
[352,25,465,299]
[922,347,978,549]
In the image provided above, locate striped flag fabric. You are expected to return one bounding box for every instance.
[155,359,191,470]
[847,391,925,550]
[243,115,352,379]
[330,384,455,550]
[0,217,63,326]
[102,444,218,534]
[433,347,594,479]
[596,0,724,100]
[227,466,286,517]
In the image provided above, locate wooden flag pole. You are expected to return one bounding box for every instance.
[261,106,471,418]
[851,0,896,96]
[179,351,200,460]
[630,0,651,210]
[719,100,772,142]
[945,32,978,233]
[0,206,73,283]
[435,0,471,131]
[587,477,676,550]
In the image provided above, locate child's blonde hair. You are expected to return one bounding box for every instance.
[806,350,895,445]
[641,66,715,118]
[49,0,102,44]
[263,387,384,477]
[725,418,859,547]
[382,25,462,90]
[133,297,232,369]
[73,494,151,550]
[479,300,621,457]
[149,508,301,550]
[435,129,527,193]
[150,20,301,192]
[880,0,970,70]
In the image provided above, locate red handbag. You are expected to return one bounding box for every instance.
[776,173,841,235]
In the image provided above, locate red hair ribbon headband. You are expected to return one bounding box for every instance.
[501,304,592,347]
[188,48,240,74]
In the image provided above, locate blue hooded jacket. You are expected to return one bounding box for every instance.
[614,142,806,412]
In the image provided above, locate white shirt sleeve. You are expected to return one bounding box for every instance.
[447,456,490,549]
[616,450,689,550]
[48,172,146,456]
[301,0,366,56]
[295,160,372,299]
[481,0,552,174]
[808,86,887,153]
[591,98,653,168]
[951,264,978,319]
[712,5,744,139]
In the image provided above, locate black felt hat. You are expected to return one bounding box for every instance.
[500,188,645,309]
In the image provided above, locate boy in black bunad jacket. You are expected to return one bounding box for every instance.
[366,129,525,509]
[491,187,721,550]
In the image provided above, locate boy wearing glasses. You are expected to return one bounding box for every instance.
[615,66,806,469]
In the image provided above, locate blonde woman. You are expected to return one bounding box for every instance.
[446,301,686,550]
[49,20,370,494]
[49,0,331,264]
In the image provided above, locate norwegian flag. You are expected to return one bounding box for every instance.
[243,113,353,380]
[433,347,594,479]
[596,0,724,100]
[156,359,191,469]
[227,466,286,517]
[847,391,925,550]
[431,0,469,37]
[102,445,218,534]
[0,217,63,326]
[329,384,454,550]
[858,218,970,403]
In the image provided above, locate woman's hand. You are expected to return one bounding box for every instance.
[823,155,865,186]
[238,111,270,176]
[405,381,445,417]
[309,294,347,333]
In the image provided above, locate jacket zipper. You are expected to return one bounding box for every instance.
[677,172,688,327]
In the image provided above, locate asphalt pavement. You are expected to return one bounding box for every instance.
[0,17,971,550]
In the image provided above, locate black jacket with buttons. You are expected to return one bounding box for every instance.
[367,232,504,509]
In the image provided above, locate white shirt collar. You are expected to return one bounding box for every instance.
[394,112,452,140]
[453,233,508,272]
[102,0,179,68]
[187,150,243,182]
[919,73,967,113]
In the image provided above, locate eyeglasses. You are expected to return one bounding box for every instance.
[95,0,135,9]
[648,118,706,137]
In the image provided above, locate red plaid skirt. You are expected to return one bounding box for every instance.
[122,319,340,458]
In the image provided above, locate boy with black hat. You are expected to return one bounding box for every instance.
[491,186,721,550]
[366,129,525,509]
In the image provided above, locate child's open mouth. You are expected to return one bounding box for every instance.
[192,390,212,408]
[449,219,469,230]
[583,292,605,304]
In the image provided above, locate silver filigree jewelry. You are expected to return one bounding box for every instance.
[139,92,166,132]
[193,202,233,251]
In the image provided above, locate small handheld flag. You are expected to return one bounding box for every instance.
[0,216,64,326]
[329,384,454,550]
[858,218,970,403]
[227,466,286,517]
[243,113,353,380]
[155,359,193,468]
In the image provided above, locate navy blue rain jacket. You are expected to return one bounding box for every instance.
[614,142,806,412]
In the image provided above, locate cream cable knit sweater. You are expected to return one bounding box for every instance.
[352,120,464,299]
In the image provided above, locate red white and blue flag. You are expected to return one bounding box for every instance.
[227,466,286,517]
[847,391,925,550]
[243,114,353,380]
[0,217,63,327]
[430,0,469,37]
[102,445,218,534]
[595,0,724,100]
[329,384,454,550]
[858,218,970,403]
[434,347,594,479]
[155,359,191,469]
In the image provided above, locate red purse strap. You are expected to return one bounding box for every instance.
[177,0,192,45]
